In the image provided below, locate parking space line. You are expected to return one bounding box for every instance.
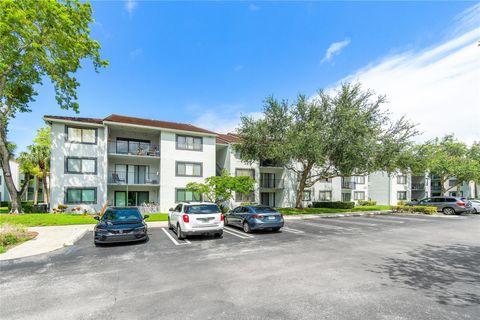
[161,228,191,245]
[354,217,404,224]
[224,226,255,238]
[223,228,254,239]
[282,227,305,234]
[326,219,377,227]
[377,215,431,222]
[295,220,355,231]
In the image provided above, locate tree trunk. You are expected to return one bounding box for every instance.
[34,176,39,205]
[43,174,49,203]
[295,162,313,208]
[0,122,22,213]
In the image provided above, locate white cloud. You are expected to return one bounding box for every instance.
[321,39,351,63]
[340,25,480,144]
[191,106,262,134]
[125,0,138,15]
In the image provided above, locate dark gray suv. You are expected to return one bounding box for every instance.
[407,196,473,215]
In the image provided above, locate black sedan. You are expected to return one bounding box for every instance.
[94,207,149,245]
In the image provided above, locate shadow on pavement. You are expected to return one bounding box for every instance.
[374,244,480,307]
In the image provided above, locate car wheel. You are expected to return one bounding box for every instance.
[94,241,101,247]
[168,217,173,230]
[272,227,281,232]
[442,207,455,215]
[243,221,251,233]
[214,231,223,238]
[177,224,186,240]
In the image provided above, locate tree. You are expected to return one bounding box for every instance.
[31,127,51,203]
[0,0,108,213]
[186,170,255,209]
[234,83,418,208]
[414,135,480,195]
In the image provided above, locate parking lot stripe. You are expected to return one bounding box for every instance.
[325,219,377,227]
[377,215,431,222]
[282,227,305,234]
[161,228,191,245]
[224,227,255,239]
[223,228,252,239]
[354,217,404,224]
[295,220,354,231]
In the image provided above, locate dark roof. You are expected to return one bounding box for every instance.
[44,115,103,125]
[216,133,240,144]
[44,114,217,135]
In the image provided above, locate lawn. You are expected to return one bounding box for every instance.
[0,207,8,214]
[278,205,391,215]
[0,213,168,227]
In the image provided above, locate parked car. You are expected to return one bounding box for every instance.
[94,207,148,245]
[469,200,480,213]
[168,202,224,240]
[407,196,473,215]
[225,205,284,233]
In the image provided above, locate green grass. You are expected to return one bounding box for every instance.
[278,205,391,215]
[0,207,8,214]
[0,213,169,227]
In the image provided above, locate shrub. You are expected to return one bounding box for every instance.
[391,205,437,215]
[53,204,68,213]
[358,200,377,206]
[0,223,31,250]
[0,201,10,207]
[397,200,407,206]
[312,201,355,209]
[7,201,34,213]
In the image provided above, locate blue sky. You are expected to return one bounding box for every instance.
[9,1,479,153]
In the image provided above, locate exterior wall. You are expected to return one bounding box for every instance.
[159,131,216,212]
[0,161,20,201]
[368,171,411,205]
[49,122,108,213]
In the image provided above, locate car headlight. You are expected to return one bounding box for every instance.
[134,226,146,231]
[95,227,108,232]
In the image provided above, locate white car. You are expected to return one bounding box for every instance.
[168,202,224,239]
[470,200,480,214]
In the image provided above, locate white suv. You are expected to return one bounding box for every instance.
[168,202,224,239]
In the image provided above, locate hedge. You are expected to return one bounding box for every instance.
[312,201,355,209]
[391,205,437,215]
[357,200,377,206]
[0,201,10,207]
[7,201,35,213]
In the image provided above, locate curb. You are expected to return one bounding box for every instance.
[283,210,393,220]
[63,228,90,246]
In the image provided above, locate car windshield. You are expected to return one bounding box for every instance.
[253,206,277,213]
[185,204,220,214]
[102,208,142,221]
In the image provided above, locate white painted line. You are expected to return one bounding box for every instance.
[326,219,377,227]
[224,227,255,238]
[161,228,191,245]
[282,227,305,234]
[378,215,431,222]
[223,228,252,239]
[295,220,354,231]
[353,217,404,224]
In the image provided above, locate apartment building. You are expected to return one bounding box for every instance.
[44,114,217,213]
[0,161,20,202]
[215,133,369,207]
[430,175,477,198]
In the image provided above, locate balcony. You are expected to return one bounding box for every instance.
[108,140,160,157]
[260,159,283,168]
[259,179,284,189]
[341,180,356,189]
[411,183,425,190]
[108,171,160,185]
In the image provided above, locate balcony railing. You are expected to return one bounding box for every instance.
[411,183,425,190]
[431,184,442,191]
[259,159,283,168]
[108,171,159,185]
[341,181,356,189]
[259,179,284,189]
[108,141,160,157]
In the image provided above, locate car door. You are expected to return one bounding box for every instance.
[434,197,445,211]
[226,207,238,226]
[232,207,243,226]
[171,204,182,225]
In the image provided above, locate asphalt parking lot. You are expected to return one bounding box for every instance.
[1,214,479,320]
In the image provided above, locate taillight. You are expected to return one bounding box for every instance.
[456,202,465,207]
[220,214,224,221]
[252,214,264,219]
[182,214,190,223]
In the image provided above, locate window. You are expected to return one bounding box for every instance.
[354,176,365,184]
[397,191,407,200]
[176,135,203,151]
[0,175,2,185]
[397,175,407,184]
[66,126,97,144]
[303,190,311,201]
[176,162,202,177]
[318,191,332,201]
[448,179,457,187]
[236,168,255,179]
[342,193,351,202]
[354,191,365,200]
[65,157,97,174]
[65,187,97,204]
[176,189,202,202]
[236,192,255,202]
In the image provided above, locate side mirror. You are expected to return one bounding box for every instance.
[143,214,150,219]
[93,216,100,221]
[168,208,174,212]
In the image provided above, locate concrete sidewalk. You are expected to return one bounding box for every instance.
[0,221,168,261]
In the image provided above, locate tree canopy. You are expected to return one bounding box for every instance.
[234,83,418,207]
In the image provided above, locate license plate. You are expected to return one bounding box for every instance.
[199,218,213,223]
[268,216,276,220]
